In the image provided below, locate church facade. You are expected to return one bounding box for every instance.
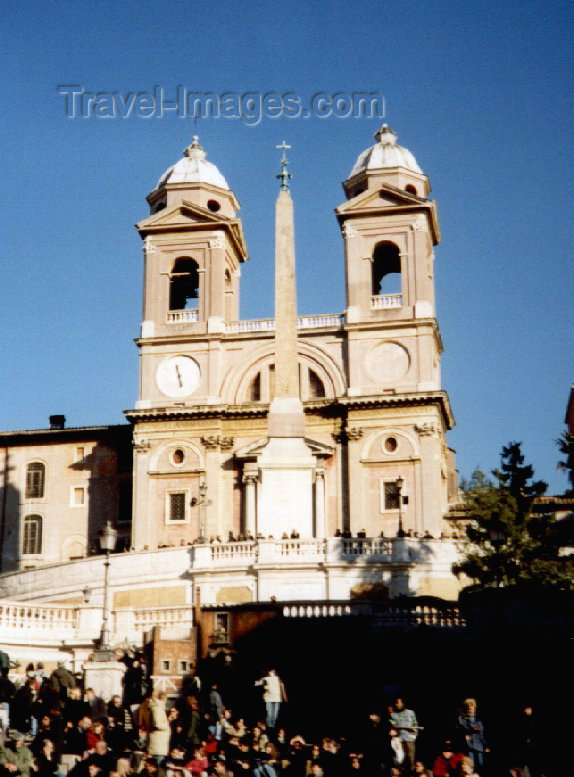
[0,125,462,667]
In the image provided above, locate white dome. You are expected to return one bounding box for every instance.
[349,124,422,178]
[157,136,229,190]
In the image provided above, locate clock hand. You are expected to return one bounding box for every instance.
[175,364,183,387]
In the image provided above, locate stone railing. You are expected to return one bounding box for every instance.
[192,536,414,567]
[129,605,194,640]
[283,603,353,618]
[297,314,345,329]
[0,602,79,636]
[340,538,393,559]
[166,309,199,323]
[210,541,257,563]
[0,599,194,649]
[283,600,466,628]
[225,314,345,335]
[371,293,402,309]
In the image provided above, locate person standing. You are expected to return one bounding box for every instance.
[85,689,107,724]
[0,670,15,734]
[49,662,76,708]
[456,698,486,770]
[390,697,419,772]
[147,691,170,761]
[254,669,286,733]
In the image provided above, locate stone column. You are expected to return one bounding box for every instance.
[207,237,226,333]
[345,427,364,535]
[201,436,234,539]
[314,468,326,538]
[242,471,258,537]
[415,422,442,535]
[132,438,152,551]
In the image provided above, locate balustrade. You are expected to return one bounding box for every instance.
[340,538,393,558]
[190,536,446,567]
[371,293,402,309]
[282,600,465,628]
[0,602,78,632]
[209,541,257,563]
[166,309,199,323]
[226,314,344,335]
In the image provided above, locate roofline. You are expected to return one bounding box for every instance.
[0,424,132,445]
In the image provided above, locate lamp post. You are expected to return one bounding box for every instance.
[396,476,405,537]
[96,520,117,659]
[197,481,212,544]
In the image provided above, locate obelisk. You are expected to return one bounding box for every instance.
[257,142,315,538]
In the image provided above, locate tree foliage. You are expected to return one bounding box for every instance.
[453,442,574,591]
[557,430,574,495]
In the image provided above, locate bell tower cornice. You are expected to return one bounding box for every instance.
[136,200,248,262]
[335,182,441,246]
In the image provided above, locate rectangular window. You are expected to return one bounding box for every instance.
[75,446,85,463]
[117,482,132,525]
[166,491,187,523]
[26,463,45,499]
[161,660,171,673]
[178,660,190,673]
[71,486,87,507]
[23,515,42,555]
[213,612,229,643]
[381,481,400,511]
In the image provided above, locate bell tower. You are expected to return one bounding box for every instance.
[335,124,455,539]
[336,124,442,397]
[134,136,248,409]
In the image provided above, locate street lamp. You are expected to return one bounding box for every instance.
[96,520,117,659]
[197,481,212,544]
[395,476,406,537]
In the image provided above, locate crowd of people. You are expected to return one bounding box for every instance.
[0,659,546,777]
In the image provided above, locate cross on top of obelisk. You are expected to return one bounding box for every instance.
[276,140,292,190]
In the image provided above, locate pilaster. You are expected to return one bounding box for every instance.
[132,437,153,550]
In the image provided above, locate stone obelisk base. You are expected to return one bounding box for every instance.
[258,398,315,538]
[83,660,126,702]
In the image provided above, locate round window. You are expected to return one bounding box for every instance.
[384,436,398,453]
[207,199,221,212]
[172,448,185,465]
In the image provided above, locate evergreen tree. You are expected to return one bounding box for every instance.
[557,430,574,495]
[453,442,574,590]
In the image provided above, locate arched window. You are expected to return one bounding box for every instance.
[170,258,199,311]
[372,242,401,296]
[308,369,326,398]
[26,462,45,499]
[405,184,417,195]
[23,515,42,554]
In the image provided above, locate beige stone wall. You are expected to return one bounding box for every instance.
[0,433,130,571]
[114,585,186,608]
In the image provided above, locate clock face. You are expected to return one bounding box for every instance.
[156,355,200,398]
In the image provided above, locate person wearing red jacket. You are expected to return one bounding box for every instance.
[432,740,464,776]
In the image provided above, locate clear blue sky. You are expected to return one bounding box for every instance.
[1,0,572,493]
